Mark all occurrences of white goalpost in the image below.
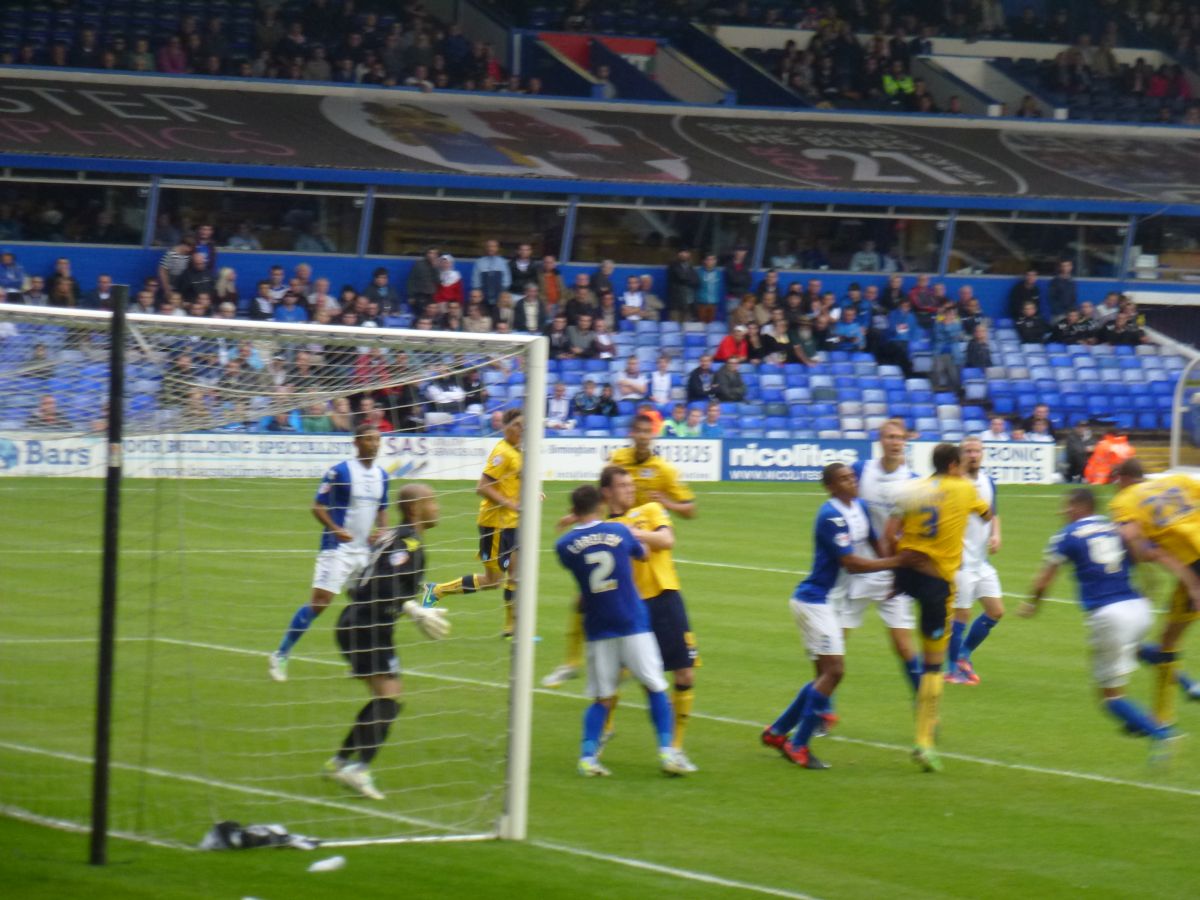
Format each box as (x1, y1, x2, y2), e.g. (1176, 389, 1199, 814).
(0, 304, 546, 853)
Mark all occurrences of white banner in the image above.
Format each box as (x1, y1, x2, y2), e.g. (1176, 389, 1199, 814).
(0, 433, 722, 482)
(906, 440, 1058, 484)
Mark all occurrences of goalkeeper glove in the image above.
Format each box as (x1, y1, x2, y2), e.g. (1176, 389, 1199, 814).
(401, 601, 450, 640)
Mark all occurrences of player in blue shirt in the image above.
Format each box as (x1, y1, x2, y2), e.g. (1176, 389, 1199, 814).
(1021, 489, 1175, 755)
(268, 423, 389, 682)
(555, 484, 689, 777)
(761, 463, 899, 770)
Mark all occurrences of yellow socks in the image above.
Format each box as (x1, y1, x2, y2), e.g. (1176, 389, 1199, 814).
(672, 685, 694, 749)
(915, 671, 944, 749)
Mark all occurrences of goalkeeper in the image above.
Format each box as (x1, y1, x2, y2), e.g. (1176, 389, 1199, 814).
(325, 482, 450, 801)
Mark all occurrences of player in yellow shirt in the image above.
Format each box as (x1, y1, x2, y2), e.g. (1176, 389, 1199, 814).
(599, 463, 699, 771)
(1110, 459, 1200, 726)
(885, 443, 991, 772)
(543, 413, 697, 687)
(425, 408, 523, 636)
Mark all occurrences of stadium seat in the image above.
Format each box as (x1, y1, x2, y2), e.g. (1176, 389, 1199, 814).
(784, 387, 811, 404)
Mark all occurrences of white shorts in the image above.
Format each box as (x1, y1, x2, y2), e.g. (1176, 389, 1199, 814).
(586, 631, 668, 699)
(836, 572, 914, 630)
(954, 563, 1002, 610)
(790, 598, 845, 660)
(312, 547, 370, 595)
(1086, 597, 1153, 689)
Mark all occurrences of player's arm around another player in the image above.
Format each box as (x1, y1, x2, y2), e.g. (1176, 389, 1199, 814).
(326, 484, 450, 800)
(762, 463, 899, 770)
(269, 424, 388, 682)
(1019, 488, 1175, 758)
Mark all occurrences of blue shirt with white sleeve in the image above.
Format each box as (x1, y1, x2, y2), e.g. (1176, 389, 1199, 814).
(1043, 515, 1141, 612)
(793, 498, 869, 604)
(314, 459, 389, 551)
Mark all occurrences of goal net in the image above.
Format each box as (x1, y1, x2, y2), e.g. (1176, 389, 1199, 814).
(1170, 353, 1200, 474)
(0, 305, 545, 850)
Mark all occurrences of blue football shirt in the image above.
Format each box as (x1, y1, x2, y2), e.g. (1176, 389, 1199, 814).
(314, 459, 389, 551)
(555, 520, 647, 640)
(1044, 515, 1141, 612)
(792, 498, 866, 605)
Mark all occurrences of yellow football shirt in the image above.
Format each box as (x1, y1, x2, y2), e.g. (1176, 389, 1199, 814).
(477, 439, 522, 529)
(610, 501, 680, 599)
(608, 447, 696, 509)
(1109, 475, 1200, 565)
(896, 475, 991, 582)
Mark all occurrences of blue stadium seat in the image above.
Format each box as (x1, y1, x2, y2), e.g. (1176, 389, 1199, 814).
(784, 387, 811, 404)
(813, 416, 838, 432)
(583, 415, 610, 430)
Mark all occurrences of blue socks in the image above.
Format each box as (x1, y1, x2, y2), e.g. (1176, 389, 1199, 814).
(948, 619, 966, 666)
(581, 702, 608, 758)
(963, 614, 999, 658)
(791, 687, 831, 750)
(647, 689, 674, 748)
(277, 604, 315, 656)
(771, 682, 812, 736)
(904, 656, 922, 693)
(1105, 697, 1166, 738)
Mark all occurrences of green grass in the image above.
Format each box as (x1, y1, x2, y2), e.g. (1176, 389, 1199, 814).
(2, 478, 1199, 899)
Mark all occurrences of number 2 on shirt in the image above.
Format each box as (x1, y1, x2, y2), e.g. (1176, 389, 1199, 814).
(919, 506, 940, 538)
(584, 550, 617, 593)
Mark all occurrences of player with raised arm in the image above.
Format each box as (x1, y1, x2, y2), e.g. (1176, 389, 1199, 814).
(762, 463, 899, 770)
(1020, 488, 1178, 759)
(543, 413, 697, 688)
(269, 423, 388, 682)
(1109, 460, 1200, 726)
(555, 484, 689, 777)
(848, 417, 922, 693)
(946, 436, 1004, 685)
(425, 408, 523, 636)
(597, 464, 700, 771)
(325, 483, 450, 800)
(885, 443, 991, 772)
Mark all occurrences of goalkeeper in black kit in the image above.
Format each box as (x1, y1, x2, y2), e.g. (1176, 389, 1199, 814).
(325, 482, 450, 801)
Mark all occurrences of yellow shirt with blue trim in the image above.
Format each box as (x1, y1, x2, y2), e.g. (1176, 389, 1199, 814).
(608, 447, 695, 509)
(1109, 474, 1200, 565)
(895, 475, 990, 582)
(477, 439, 522, 529)
(609, 501, 680, 599)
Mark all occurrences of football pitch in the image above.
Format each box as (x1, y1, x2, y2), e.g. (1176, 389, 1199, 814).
(3, 477, 1199, 900)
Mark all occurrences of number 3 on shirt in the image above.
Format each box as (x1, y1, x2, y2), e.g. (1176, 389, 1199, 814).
(919, 506, 940, 538)
(584, 550, 617, 593)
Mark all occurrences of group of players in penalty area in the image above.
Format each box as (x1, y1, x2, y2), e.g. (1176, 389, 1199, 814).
(261, 411, 1200, 799)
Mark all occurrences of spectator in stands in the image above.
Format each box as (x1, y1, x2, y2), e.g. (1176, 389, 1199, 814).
(493, 292, 516, 331)
(509, 243, 537, 296)
(728, 294, 760, 330)
(849, 240, 884, 272)
(567, 313, 596, 357)
(715, 323, 750, 362)
(907, 273, 937, 330)
(434, 254, 464, 307)
(770, 239, 798, 270)
(981, 415, 1011, 442)
(158, 237, 195, 299)
(1015, 301, 1050, 344)
(362, 266, 401, 314)
(595, 384, 618, 418)
(619, 275, 647, 321)
(1008, 270, 1042, 322)
(883, 59, 915, 106)
(226, 221, 261, 251)
(880, 297, 917, 377)
(1027, 419, 1054, 443)
(661, 403, 691, 438)
(724, 247, 753, 308)
(47, 257, 79, 307)
(214, 268, 241, 312)
(248, 280, 274, 320)
(1048, 259, 1077, 320)
(650, 354, 673, 405)
(638, 274, 665, 322)
(701, 402, 724, 438)
(272, 290, 307, 323)
(157, 35, 189, 74)
(572, 379, 602, 418)
(1095, 291, 1122, 325)
(25, 394, 71, 430)
(472, 239, 510, 309)
(22, 276, 48, 307)
(178, 253, 215, 304)
(832, 306, 866, 351)
(666, 249, 700, 324)
(965, 323, 993, 368)
(1064, 420, 1093, 482)
(565, 273, 596, 324)
(1050, 308, 1084, 344)
(129, 289, 156, 315)
(264, 266, 287, 302)
(80, 274, 114, 310)
(300, 401, 335, 434)
(545, 314, 572, 360)
(695, 253, 723, 323)
(538, 255, 566, 309)
(593, 259, 616, 297)
(1084, 422, 1135, 484)
(514, 282, 549, 334)
(327, 397, 353, 433)
(407, 247, 440, 313)
(959, 292, 986, 337)
(745, 321, 780, 365)
(592, 318, 616, 360)
(932, 303, 965, 392)
(193, 224, 218, 270)
(616, 357, 648, 401)
(462, 302, 491, 334)
(715, 356, 747, 403)
(1023, 404, 1056, 439)
(546, 382, 574, 431)
(0, 250, 25, 302)
(1102, 311, 1148, 345)
(687, 354, 718, 403)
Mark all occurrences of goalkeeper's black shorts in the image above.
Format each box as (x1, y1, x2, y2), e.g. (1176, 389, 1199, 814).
(336, 605, 399, 678)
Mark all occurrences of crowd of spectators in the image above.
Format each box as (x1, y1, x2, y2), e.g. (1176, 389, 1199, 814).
(0, 224, 1158, 437)
(0, 0, 543, 96)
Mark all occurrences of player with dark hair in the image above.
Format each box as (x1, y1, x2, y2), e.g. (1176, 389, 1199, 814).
(555, 483, 689, 777)
(1021, 488, 1176, 759)
(425, 408, 524, 636)
(543, 412, 697, 687)
(326, 483, 449, 800)
(885, 443, 991, 772)
(1109, 459, 1200, 725)
(269, 423, 389, 682)
(762, 463, 899, 769)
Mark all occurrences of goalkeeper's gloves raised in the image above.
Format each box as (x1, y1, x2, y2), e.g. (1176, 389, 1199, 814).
(401, 600, 450, 640)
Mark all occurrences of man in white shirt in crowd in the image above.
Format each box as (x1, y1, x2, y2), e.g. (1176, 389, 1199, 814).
(616, 357, 648, 401)
(650, 354, 673, 406)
